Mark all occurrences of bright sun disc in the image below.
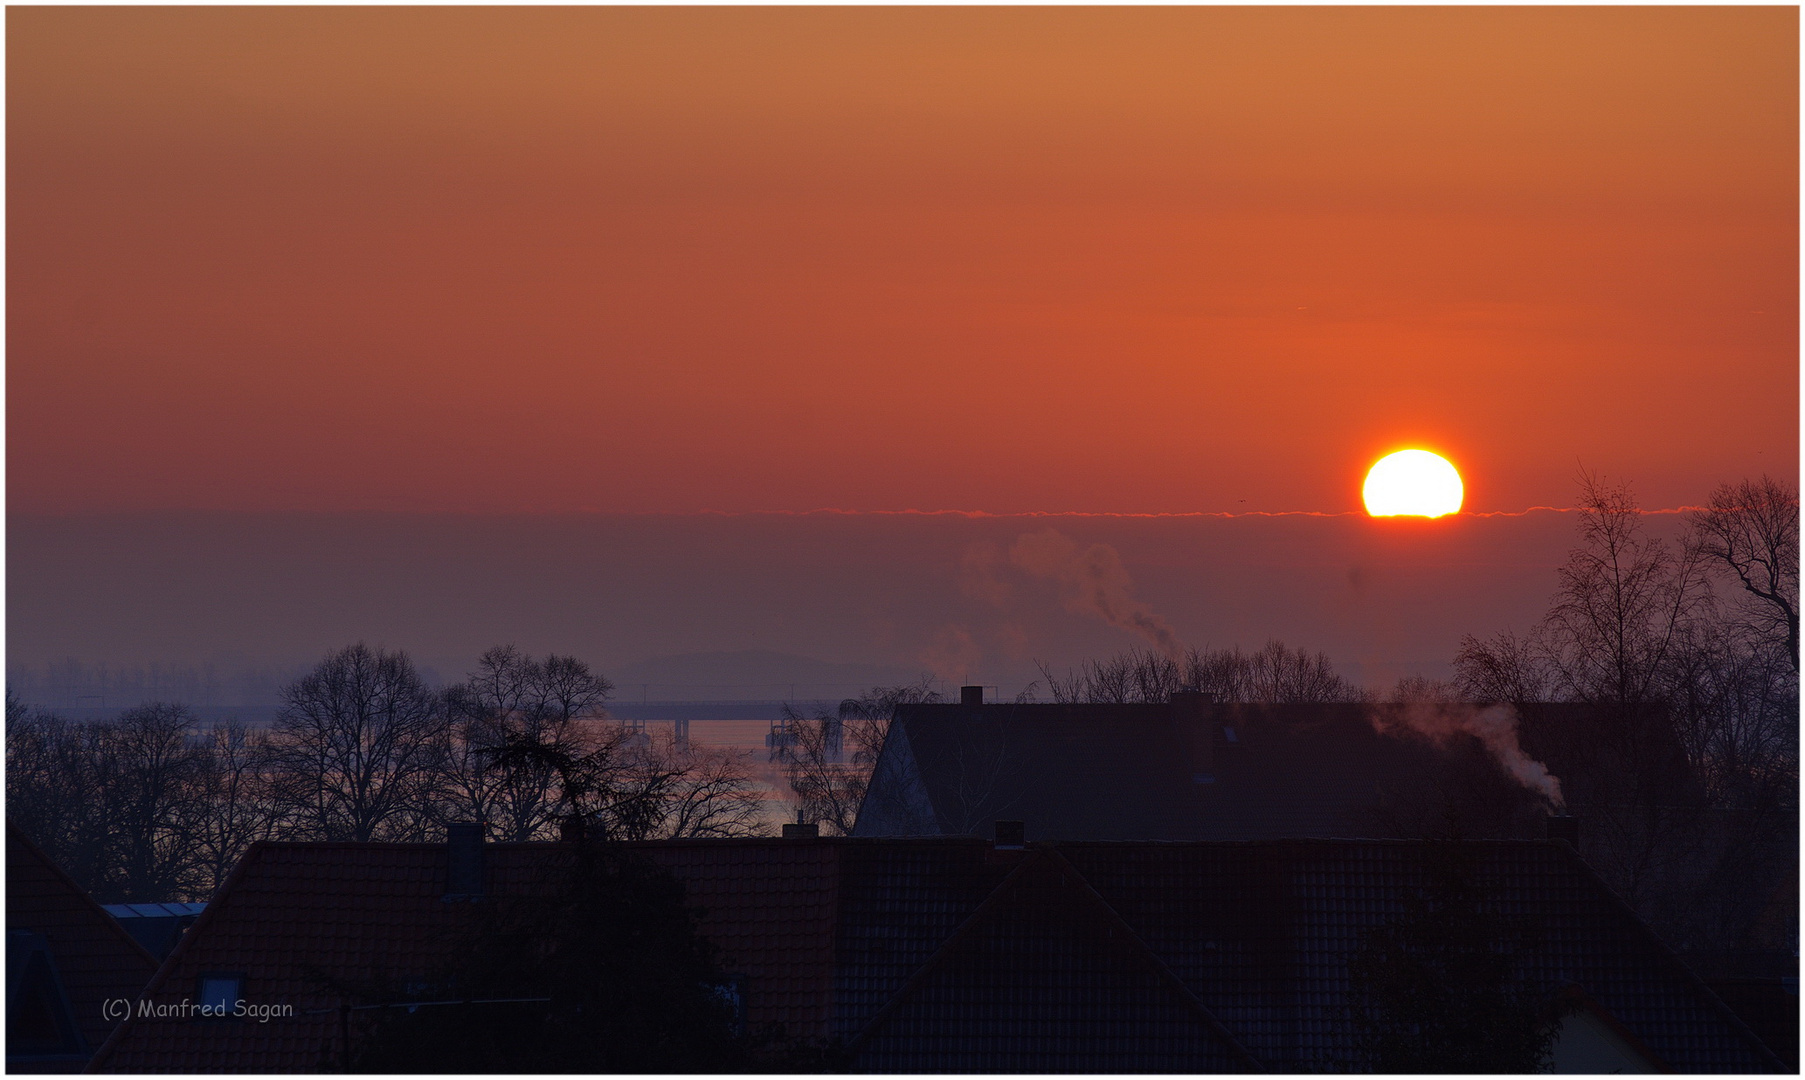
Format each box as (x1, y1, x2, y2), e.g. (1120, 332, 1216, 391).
(1363, 450, 1463, 517)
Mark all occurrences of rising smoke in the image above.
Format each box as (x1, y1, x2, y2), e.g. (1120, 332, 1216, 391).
(1009, 529, 1186, 661)
(1370, 701, 1566, 810)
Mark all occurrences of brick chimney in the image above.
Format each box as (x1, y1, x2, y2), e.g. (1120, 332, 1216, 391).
(559, 814, 588, 844)
(445, 822, 484, 898)
(782, 822, 820, 839)
(961, 685, 984, 706)
(994, 820, 1025, 849)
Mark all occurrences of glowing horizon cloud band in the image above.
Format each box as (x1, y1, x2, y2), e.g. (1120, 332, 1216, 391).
(545, 506, 1707, 518)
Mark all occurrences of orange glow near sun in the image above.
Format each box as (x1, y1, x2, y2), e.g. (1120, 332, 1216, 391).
(1363, 450, 1464, 517)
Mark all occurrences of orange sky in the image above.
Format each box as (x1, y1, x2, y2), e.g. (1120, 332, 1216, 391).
(9, 7, 1797, 515)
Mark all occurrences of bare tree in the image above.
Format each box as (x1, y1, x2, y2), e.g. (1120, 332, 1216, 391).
(1036, 642, 1365, 704)
(480, 715, 763, 842)
(439, 647, 614, 841)
(1032, 661, 1089, 704)
(105, 703, 209, 901)
(1239, 640, 1369, 702)
(190, 720, 284, 897)
(1540, 472, 1714, 708)
(1689, 475, 1799, 672)
(1659, 621, 1797, 808)
(777, 680, 942, 834)
(1452, 630, 1548, 705)
(5, 642, 756, 902)
(6, 697, 213, 901)
(1185, 647, 1252, 703)
(6, 697, 119, 897)
(269, 644, 448, 842)
(1387, 674, 1457, 704)
(1452, 472, 1797, 962)
(631, 732, 764, 839)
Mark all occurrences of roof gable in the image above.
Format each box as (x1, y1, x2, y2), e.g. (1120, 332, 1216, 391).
(849, 849, 1258, 1073)
(5, 825, 158, 1061)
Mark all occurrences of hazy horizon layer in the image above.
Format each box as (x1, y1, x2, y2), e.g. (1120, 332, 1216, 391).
(8, 508, 1681, 708)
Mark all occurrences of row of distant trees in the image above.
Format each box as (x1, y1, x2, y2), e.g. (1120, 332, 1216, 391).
(1034, 639, 1367, 706)
(5, 646, 764, 904)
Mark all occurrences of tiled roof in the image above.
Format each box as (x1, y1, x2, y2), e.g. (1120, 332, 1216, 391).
(89, 836, 1786, 1073)
(1055, 839, 1784, 1073)
(845, 848, 1257, 1073)
(93, 842, 475, 1073)
(6, 825, 160, 1069)
(831, 839, 1783, 1073)
(830, 838, 1016, 1041)
(639, 839, 841, 1038)
(89, 838, 846, 1073)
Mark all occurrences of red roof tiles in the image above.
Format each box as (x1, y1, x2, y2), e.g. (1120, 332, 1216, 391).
(91, 838, 846, 1072)
(89, 835, 1787, 1073)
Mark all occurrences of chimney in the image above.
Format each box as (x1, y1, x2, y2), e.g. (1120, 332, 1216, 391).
(559, 814, 588, 844)
(782, 822, 820, 839)
(1170, 690, 1212, 774)
(1545, 813, 1580, 847)
(445, 822, 484, 898)
(994, 820, 1025, 849)
(961, 685, 984, 707)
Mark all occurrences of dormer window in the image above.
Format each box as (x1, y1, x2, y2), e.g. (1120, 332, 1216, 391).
(196, 974, 242, 1019)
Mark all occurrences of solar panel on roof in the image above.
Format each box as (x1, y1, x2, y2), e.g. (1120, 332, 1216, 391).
(102, 902, 206, 919)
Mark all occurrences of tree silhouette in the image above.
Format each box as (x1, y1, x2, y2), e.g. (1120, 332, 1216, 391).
(1690, 475, 1799, 673)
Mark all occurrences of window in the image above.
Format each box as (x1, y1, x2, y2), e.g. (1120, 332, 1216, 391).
(196, 974, 243, 1020)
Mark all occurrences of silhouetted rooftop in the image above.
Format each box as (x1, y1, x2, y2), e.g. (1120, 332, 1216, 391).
(6, 825, 160, 1072)
(89, 834, 1783, 1072)
(854, 701, 1452, 841)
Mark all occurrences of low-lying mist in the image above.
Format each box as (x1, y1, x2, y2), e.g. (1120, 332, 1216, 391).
(8, 509, 1646, 707)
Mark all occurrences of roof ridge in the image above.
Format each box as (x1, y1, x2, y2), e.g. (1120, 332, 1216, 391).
(1039, 845, 1265, 1072)
(6, 822, 158, 969)
(1047, 836, 1576, 846)
(845, 849, 1042, 1053)
(847, 845, 1265, 1071)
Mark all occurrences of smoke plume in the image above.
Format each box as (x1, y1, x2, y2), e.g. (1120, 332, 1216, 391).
(1371, 701, 1566, 810)
(919, 624, 981, 683)
(1010, 529, 1186, 661)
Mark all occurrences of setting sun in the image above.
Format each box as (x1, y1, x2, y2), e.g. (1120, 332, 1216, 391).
(1363, 450, 1464, 517)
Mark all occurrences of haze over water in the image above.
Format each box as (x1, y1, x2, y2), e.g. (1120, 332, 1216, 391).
(8, 508, 1675, 706)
